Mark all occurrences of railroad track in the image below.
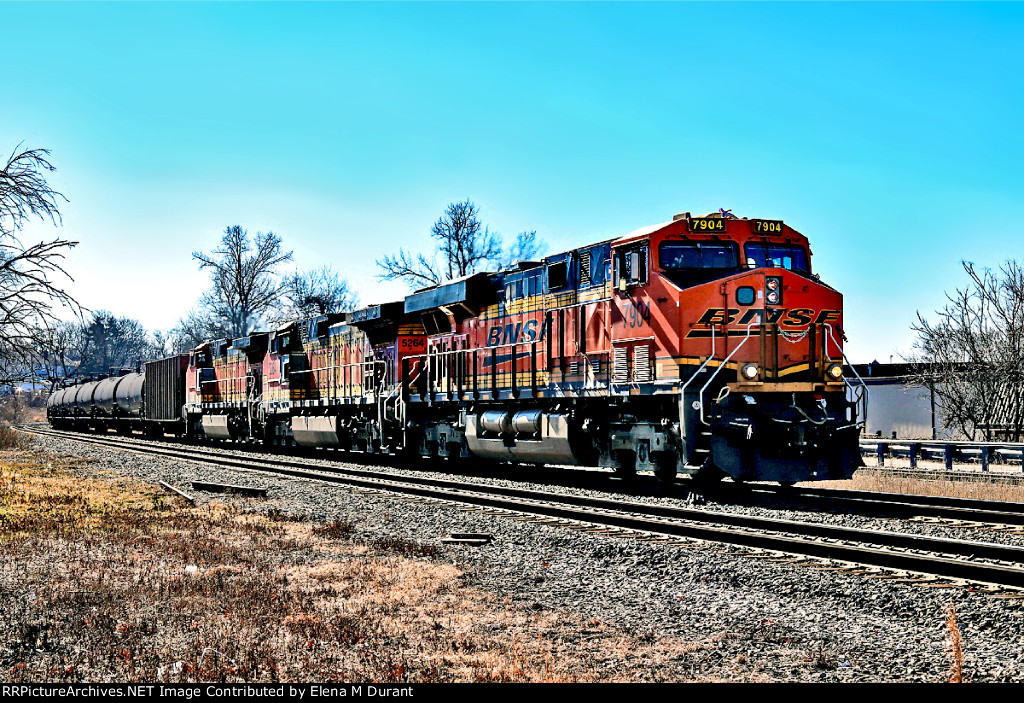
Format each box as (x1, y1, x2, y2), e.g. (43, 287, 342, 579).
(748, 483, 1024, 528)
(28, 425, 1024, 527)
(19, 425, 1024, 590)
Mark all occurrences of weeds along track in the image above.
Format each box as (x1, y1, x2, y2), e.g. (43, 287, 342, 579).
(19, 425, 1024, 590)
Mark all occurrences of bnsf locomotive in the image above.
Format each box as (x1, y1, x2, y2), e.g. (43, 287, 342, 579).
(48, 210, 866, 485)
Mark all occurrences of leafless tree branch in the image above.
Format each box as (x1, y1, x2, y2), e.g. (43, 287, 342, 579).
(0, 144, 78, 387)
(377, 199, 544, 289)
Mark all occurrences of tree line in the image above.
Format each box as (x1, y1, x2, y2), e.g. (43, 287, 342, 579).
(0, 143, 542, 391)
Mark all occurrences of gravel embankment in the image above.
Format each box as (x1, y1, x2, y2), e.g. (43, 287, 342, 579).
(23, 431, 1024, 682)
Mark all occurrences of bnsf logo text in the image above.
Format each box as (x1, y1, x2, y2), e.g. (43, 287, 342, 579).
(487, 319, 546, 346)
(696, 308, 841, 326)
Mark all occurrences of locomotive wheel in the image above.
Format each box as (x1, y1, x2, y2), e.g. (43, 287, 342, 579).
(613, 449, 636, 479)
(653, 451, 678, 483)
(445, 442, 463, 462)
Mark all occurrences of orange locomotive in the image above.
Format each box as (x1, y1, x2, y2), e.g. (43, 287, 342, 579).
(390, 209, 866, 484)
(51, 210, 866, 485)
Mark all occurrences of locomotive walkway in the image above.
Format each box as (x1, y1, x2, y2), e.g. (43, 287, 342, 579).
(20, 425, 1024, 591)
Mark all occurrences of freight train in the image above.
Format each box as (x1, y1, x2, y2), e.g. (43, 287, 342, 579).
(47, 210, 867, 485)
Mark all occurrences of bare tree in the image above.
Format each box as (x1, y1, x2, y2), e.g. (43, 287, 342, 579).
(377, 199, 543, 288)
(0, 144, 78, 387)
(274, 265, 359, 321)
(169, 309, 231, 353)
(495, 229, 542, 270)
(193, 225, 294, 337)
(910, 260, 1024, 440)
(33, 320, 80, 389)
(73, 311, 152, 375)
(149, 329, 175, 359)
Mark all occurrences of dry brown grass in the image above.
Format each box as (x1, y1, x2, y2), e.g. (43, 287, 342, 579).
(807, 472, 1024, 503)
(0, 449, 748, 683)
(945, 599, 966, 683)
(0, 394, 47, 426)
(0, 423, 31, 451)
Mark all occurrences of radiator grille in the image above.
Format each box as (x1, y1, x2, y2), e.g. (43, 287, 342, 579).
(613, 347, 629, 384)
(579, 252, 592, 286)
(633, 345, 652, 383)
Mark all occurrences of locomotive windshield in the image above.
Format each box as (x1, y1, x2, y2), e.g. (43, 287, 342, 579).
(659, 242, 739, 270)
(658, 241, 741, 287)
(745, 243, 810, 273)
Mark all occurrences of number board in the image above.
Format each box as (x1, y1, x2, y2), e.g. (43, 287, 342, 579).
(753, 219, 784, 234)
(688, 217, 726, 233)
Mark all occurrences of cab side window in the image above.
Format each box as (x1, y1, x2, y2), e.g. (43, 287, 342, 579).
(615, 246, 648, 289)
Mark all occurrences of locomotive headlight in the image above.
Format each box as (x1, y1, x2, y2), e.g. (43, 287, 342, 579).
(765, 277, 783, 305)
(740, 363, 759, 381)
(826, 363, 844, 381)
(766, 290, 781, 305)
(766, 278, 779, 291)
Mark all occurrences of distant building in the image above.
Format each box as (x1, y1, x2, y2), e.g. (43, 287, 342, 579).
(848, 362, 952, 440)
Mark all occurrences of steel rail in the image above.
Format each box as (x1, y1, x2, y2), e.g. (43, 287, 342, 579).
(21, 425, 1024, 588)
(27, 424, 1024, 526)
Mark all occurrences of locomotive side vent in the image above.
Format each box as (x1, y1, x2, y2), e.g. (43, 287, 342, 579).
(613, 347, 629, 384)
(580, 252, 592, 286)
(633, 345, 652, 383)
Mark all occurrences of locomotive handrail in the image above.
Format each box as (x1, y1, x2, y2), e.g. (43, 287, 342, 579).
(200, 375, 252, 384)
(824, 323, 868, 429)
(679, 323, 717, 440)
(404, 347, 469, 402)
(290, 358, 388, 397)
(698, 323, 758, 426)
(199, 373, 254, 402)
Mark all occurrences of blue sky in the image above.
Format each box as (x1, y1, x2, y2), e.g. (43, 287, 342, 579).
(3, 2, 1022, 362)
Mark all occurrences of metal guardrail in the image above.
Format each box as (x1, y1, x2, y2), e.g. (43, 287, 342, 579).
(860, 438, 1024, 471)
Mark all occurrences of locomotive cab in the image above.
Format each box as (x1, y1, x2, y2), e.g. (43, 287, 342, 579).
(640, 213, 864, 483)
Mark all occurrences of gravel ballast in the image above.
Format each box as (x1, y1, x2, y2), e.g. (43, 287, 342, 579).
(22, 431, 1024, 682)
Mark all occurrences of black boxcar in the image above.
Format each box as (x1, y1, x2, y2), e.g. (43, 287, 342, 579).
(144, 354, 189, 425)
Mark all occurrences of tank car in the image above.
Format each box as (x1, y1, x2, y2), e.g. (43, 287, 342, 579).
(46, 356, 188, 436)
